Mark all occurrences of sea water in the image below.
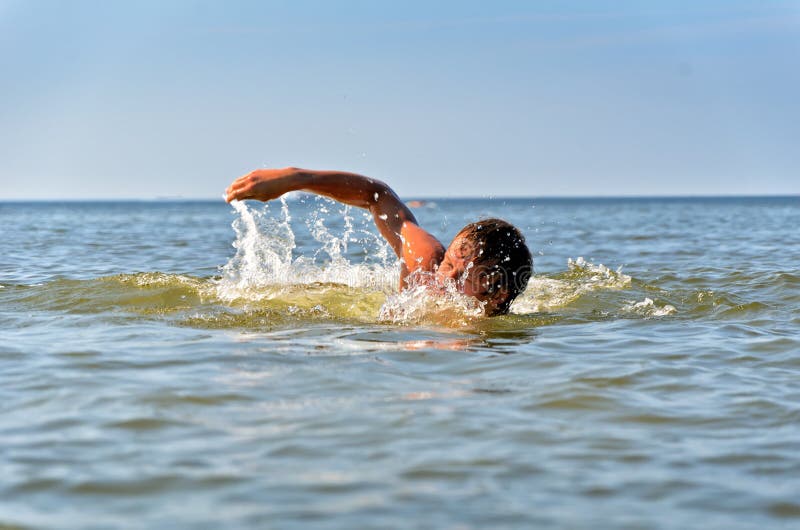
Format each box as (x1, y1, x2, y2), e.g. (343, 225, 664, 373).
(1, 196, 799, 529)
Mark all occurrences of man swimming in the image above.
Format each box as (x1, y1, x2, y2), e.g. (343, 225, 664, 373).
(225, 168, 532, 316)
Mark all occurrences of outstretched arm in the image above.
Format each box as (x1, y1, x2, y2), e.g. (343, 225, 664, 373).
(225, 168, 444, 284)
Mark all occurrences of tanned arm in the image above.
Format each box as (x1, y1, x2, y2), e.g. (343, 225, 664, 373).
(225, 167, 445, 286)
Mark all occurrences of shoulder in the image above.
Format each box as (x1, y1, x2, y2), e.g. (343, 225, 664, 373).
(400, 221, 445, 273)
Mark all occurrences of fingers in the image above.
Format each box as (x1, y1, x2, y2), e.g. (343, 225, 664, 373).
(225, 184, 240, 202)
(226, 191, 250, 203)
(225, 181, 242, 198)
(226, 186, 253, 203)
(225, 185, 246, 203)
(225, 168, 282, 203)
(225, 172, 255, 202)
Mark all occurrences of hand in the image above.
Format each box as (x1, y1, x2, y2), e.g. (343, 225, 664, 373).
(225, 168, 302, 203)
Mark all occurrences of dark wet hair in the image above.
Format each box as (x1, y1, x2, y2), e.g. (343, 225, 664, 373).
(456, 218, 533, 315)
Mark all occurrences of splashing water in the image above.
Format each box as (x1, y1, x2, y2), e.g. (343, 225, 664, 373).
(214, 199, 494, 325)
(379, 270, 486, 326)
(510, 256, 632, 314)
(623, 297, 677, 317)
(215, 199, 397, 303)
(211, 200, 661, 325)
(217, 198, 297, 295)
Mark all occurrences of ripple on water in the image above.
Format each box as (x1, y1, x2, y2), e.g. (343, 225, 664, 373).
(2, 199, 800, 529)
(768, 501, 800, 518)
(533, 393, 620, 411)
(67, 476, 183, 496)
(747, 336, 800, 355)
(139, 391, 252, 407)
(106, 417, 190, 431)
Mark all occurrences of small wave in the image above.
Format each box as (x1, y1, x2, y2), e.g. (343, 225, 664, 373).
(3, 273, 208, 314)
(511, 257, 631, 314)
(622, 298, 677, 317)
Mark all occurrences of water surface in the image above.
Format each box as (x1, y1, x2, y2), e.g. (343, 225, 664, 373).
(1, 197, 799, 529)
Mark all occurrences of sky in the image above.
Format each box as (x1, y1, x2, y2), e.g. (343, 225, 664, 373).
(1, 0, 798, 199)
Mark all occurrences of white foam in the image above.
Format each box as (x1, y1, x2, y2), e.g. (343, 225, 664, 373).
(215, 199, 398, 302)
(510, 257, 632, 314)
(378, 271, 485, 326)
(623, 297, 677, 317)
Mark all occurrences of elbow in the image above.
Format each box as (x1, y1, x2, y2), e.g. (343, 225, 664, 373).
(370, 180, 397, 203)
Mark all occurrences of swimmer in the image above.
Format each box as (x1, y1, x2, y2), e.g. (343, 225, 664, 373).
(225, 168, 532, 315)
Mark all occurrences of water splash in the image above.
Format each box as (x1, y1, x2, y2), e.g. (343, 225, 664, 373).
(379, 271, 485, 326)
(215, 199, 397, 303)
(215, 200, 488, 325)
(210, 202, 658, 325)
(622, 298, 677, 317)
(217, 198, 295, 293)
(511, 257, 632, 314)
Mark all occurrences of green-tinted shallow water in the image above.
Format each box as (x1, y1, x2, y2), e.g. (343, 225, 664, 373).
(1, 197, 799, 529)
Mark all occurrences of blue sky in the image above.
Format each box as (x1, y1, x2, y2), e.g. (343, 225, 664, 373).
(1, 0, 798, 199)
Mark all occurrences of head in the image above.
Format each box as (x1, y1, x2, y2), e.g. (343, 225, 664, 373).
(436, 218, 533, 316)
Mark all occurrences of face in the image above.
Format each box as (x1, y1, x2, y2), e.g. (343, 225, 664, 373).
(436, 236, 508, 314)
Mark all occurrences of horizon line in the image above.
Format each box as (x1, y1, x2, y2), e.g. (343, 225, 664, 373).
(1, 193, 798, 202)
